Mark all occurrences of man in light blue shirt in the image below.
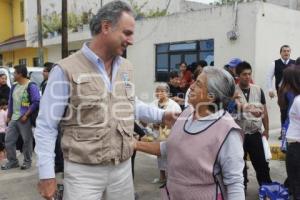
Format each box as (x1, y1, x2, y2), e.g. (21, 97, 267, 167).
(36, 2, 178, 200)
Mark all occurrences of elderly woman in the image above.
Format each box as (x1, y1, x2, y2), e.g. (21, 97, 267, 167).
(134, 67, 245, 200)
(149, 82, 181, 183)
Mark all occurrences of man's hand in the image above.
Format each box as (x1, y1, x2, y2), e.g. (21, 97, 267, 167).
(250, 107, 263, 118)
(269, 91, 276, 99)
(233, 91, 241, 100)
(162, 111, 180, 128)
(262, 130, 269, 140)
(20, 115, 28, 123)
(38, 178, 57, 200)
(244, 104, 263, 118)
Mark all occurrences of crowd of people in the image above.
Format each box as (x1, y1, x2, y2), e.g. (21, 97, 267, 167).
(0, 1, 300, 200)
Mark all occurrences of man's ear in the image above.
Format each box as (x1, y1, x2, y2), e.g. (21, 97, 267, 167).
(101, 20, 112, 34)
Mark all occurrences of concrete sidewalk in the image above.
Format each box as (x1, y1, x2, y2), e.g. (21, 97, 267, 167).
(0, 151, 287, 200)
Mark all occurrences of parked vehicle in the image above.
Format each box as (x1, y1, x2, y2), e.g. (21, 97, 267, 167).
(0, 66, 44, 89)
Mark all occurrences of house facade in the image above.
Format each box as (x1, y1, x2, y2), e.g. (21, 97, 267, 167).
(0, 0, 47, 67)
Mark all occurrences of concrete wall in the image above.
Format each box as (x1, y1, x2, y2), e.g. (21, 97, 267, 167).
(266, 0, 300, 9)
(127, 2, 257, 102)
(254, 2, 300, 129)
(47, 40, 85, 63)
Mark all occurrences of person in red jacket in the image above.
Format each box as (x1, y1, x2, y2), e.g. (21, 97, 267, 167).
(178, 62, 192, 91)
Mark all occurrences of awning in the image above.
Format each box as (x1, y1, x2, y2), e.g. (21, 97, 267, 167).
(0, 35, 26, 52)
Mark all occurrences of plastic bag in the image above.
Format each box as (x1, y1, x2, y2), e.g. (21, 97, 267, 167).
(262, 136, 272, 161)
(281, 127, 288, 153)
(259, 182, 289, 200)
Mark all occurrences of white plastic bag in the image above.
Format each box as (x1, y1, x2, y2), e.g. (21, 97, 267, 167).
(262, 136, 272, 161)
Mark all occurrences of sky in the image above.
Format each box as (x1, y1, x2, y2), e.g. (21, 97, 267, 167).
(186, 0, 216, 4)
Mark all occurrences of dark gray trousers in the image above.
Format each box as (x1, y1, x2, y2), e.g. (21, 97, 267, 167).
(287, 142, 300, 200)
(5, 120, 33, 164)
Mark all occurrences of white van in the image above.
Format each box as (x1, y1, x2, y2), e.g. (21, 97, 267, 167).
(0, 66, 44, 89)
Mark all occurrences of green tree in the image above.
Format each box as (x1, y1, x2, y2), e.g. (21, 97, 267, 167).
(128, 0, 168, 19)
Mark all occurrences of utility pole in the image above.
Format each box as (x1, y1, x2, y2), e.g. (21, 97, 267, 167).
(37, 0, 44, 67)
(62, 0, 68, 58)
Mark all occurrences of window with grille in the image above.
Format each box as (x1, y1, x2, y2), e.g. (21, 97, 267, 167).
(19, 58, 27, 65)
(155, 39, 214, 82)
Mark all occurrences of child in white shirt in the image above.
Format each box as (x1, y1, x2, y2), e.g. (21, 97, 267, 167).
(0, 99, 8, 160)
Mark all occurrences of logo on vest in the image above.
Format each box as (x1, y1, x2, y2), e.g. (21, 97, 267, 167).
(122, 73, 131, 88)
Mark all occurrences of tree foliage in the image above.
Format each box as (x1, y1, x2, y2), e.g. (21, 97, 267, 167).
(128, 0, 168, 19)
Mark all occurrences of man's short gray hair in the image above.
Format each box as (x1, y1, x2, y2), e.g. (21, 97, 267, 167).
(203, 67, 235, 110)
(90, 1, 134, 36)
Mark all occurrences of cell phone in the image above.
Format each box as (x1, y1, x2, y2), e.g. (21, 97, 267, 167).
(53, 184, 64, 200)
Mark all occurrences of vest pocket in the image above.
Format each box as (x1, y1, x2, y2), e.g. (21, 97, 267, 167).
(73, 100, 108, 127)
(67, 127, 106, 164)
(73, 127, 104, 141)
(117, 123, 134, 161)
(71, 74, 99, 96)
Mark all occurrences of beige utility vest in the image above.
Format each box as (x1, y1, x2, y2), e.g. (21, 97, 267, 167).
(57, 50, 135, 165)
(164, 107, 242, 200)
(235, 84, 263, 134)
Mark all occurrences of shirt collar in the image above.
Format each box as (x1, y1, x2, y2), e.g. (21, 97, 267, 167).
(188, 109, 225, 122)
(81, 42, 122, 67)
(197, 109, 225, 121)
(281, 58, 290, 64)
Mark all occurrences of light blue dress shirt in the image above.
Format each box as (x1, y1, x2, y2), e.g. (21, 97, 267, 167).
(35, 43, 164, 179)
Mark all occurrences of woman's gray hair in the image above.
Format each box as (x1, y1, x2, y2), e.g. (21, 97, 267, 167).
(203, 67, 235, 111)
(90, 1, 134, 36)
(155, 82, 170, 94)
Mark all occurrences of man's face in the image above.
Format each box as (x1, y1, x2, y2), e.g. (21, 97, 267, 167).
(13, 71, 22, 82)
(170, 77, 180, 87)
(0, 75, 7, 85)
(239, 69, 252, 87)
(43, 68, 49, 80)
(280, 47, 291, 61)
(106, 12, 135, 56)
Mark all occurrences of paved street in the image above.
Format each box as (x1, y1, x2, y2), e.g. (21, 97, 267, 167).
(0, 149, 287, 200)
